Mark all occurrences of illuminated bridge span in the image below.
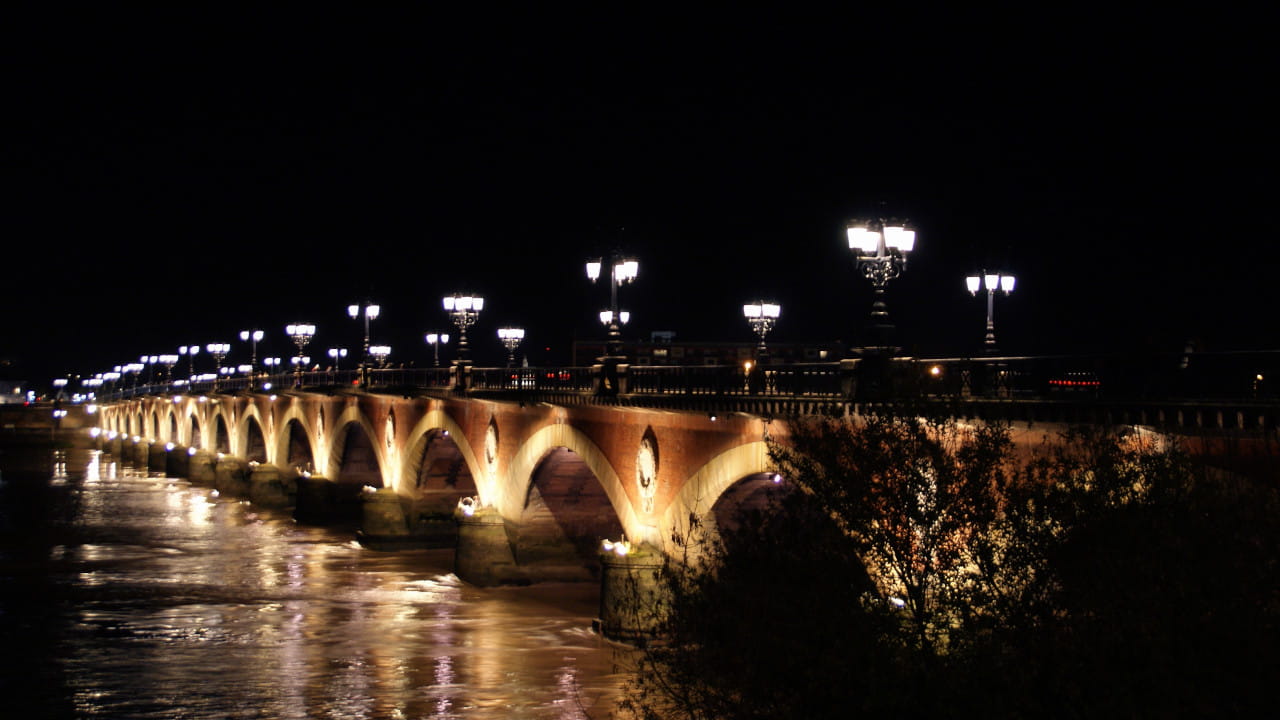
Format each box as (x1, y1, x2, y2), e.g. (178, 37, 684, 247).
(92, 352, 1280, 639)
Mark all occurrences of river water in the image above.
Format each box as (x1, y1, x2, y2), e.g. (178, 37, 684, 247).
(0, 447, 635, 719)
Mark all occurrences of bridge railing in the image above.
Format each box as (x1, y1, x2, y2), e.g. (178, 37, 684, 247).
(92, 350, 1280, 406)
(469, 366, 595, 393)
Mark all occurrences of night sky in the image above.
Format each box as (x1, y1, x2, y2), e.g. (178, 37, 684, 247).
(4, 8, 1276, 389)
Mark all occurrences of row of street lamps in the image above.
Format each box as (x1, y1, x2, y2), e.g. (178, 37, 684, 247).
(74, 219, 1016, 394)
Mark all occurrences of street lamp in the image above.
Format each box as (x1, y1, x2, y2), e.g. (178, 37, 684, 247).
(497, 327, 525, 367)
(205, 343, 230, 370)
(286, 323, 315, 385)
(586, 254, 638, 358)
(206, 344, 230, 388)
(424, 332, 450, 367)
(239, 329, 264, 372)
(743, 301, 781, 361)
(327, 347, 348, 370)
(158, 354, 179, 383)
(179, 345, 200, 379)
(442, 294, 483, 365)
(369, 345, 391, 367)
(347, 302, 380, 371)
(966, 271, 1016, 354)
(847, 218, 916, 350)
(263, 357, 282, 377)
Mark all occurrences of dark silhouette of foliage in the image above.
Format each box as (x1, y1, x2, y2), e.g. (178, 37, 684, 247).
(620, 414, 1280, 719)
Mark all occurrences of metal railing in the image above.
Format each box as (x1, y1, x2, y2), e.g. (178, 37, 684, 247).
(93, 350, 1280, 408)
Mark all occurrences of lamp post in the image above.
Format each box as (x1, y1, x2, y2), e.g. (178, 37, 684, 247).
(442, 294, 483, 365)
(497, 327, 525, 368)
(847, 218, 916, 351)
(263, 357, 282, 378)
(369, 345, 391, 368)
(286, 323, 315, 385)
(205, 343, 230, 389)
(179, 345, 200, 380)
(327, 347, 348, 371)
(141, 355, 158, 385)
(158, 354, 179, 383)
(239, 330, 264, 373)
(966, 271, 1016, 354)
(742, 301, 781, 361)
(586, 254, 638, 358)
(347, 302, 380, 371)
(424, 332, 450, 367)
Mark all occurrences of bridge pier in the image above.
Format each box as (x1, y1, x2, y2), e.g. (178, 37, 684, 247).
(248, 463, 294, 509)
(105, 434, 124, 459)
(146, 443, 167, 474)
(597, 545, 665, 642)
(165, 444, 190, 478)
(214, 455, 250, 498)
(357, 486, 418, 550)
(188, 449, 217, 485)
(454, 506, 523, 586)
(130, 438, 149, 468)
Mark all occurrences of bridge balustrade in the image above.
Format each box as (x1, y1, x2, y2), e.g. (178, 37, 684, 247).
(90, 350, 1280, 427)
(469, 367, 594, 393)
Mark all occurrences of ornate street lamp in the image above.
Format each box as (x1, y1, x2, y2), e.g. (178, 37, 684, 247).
(347, 302, 380, 372)
(205, 344, 230, 389)
(179, 345, 200, 380)
(586, 254, 638, 358)
(286, 323, 315, 385)
(327, 347, 348, 370)
(369, 345, 391, 368)
(239, 329, 264, 372)
(966, 271, 1016, 354)
(158, 354, 179, 383)
(442, 294, 483, 365)
(742, 301, 781, 361)
(497, 327, 525, 368)
(424, 332, 450, 367)
(847, 218, 916, 350)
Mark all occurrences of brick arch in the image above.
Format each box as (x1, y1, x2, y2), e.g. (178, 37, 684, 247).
(272, 403, 317, 472)
(232, 403, 266, 460)
(659, 440, 771, 555)
(166, 407, 178, 444)
(503, 423, 641, 545)
(208, 403, 237, 451)
(399, 408, 481, 497)
(328, 405, 389, 488)
(187, 412, 203, 449)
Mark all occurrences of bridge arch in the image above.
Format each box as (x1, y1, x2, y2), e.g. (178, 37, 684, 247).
(213, 414, 231, 454)
(272, 403, 317, 474)
(328, 406, 388, 489)
(188, 413, 203, 449)
(504, 423, 640, 545)
(660, 440, 772, 556)
(399, 409, 483, 499)
(242, 414, 268, 464)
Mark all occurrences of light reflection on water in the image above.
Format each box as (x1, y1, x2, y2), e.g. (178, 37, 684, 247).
(0, 448, 635, 719)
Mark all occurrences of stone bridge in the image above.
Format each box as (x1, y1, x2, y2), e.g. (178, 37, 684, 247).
(89, 354, 1280, 638)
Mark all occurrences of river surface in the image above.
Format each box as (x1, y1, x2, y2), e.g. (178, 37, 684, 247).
(0, 446, 635, 719)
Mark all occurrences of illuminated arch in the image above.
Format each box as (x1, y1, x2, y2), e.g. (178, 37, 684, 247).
(659, 440, 771, 555)
(398, 408, 481, 497)
(272, 402, 317, 472)
(329, 404, 389, 488)
(504, 423, 640, 544)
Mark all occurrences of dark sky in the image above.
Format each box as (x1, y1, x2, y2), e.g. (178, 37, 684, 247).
(4, 7, 1277, 388)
